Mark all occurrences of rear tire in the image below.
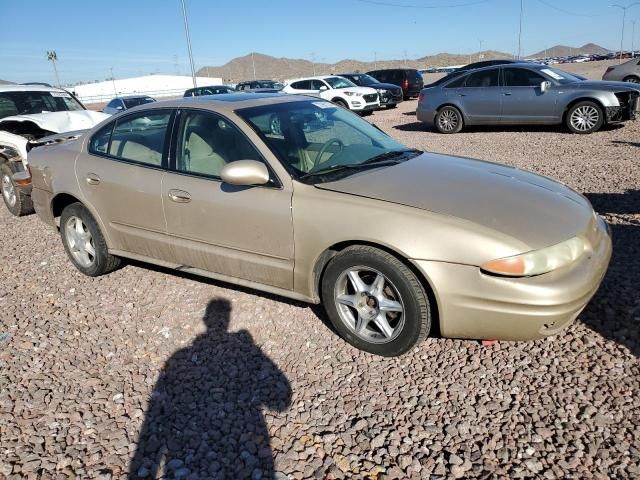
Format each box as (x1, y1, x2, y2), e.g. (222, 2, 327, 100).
(1, 163, 34, 217)
(321, 246, 432, 357)
(435, 106, 464, 134)
(60, 202, 121, 277)
(566, 101, 604, 134)
(622, 75, 640, 83)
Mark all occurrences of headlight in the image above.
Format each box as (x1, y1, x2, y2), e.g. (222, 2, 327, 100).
(481, 236, 587, 277)
(343, 91, 362, 97)
(377, 89, 388, 94)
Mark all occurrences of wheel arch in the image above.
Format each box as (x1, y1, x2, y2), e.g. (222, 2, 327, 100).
(622, 75, 640, 82)
(562, 97, 606, 123)
(51, 192, 83, 219)
(311, 240, 441, 337)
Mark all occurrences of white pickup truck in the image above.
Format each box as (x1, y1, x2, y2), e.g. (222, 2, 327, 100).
(0, 85, 109, 216)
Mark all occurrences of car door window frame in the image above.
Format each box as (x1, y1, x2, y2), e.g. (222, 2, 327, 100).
(167, 107, 282, 189)
(502, 67, 547, 88)
(87, 108, 175, 170)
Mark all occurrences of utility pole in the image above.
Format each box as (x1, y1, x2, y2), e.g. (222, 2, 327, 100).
(478, 39, 483, 60)
(517, 0, 524, 59)
(251, 52, 256, 80)
(180, 0, 197, 88)
(47, 51, 61, 87)
(611, 3, 640, 63)
(374, 51, 377, 70)
(403, 49, 408, 67)
(110, 67, 117, 95)
(311, 52, 316, 75)
(632, 19, 637, 54)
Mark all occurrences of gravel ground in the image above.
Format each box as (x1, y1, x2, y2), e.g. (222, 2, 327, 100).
(1, 100, 639, 480)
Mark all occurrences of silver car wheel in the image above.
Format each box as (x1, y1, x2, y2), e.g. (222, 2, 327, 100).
(1, 173, 16, 207)
(438, 109, 459, 132)
(624, 77, 640, 83)
(570, 105, 599, 131)
(334, 267, 405, 344)
(65, 216, 96, 268)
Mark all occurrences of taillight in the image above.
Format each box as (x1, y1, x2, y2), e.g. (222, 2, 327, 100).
(418, 93, 425, 103)
(403, 79, 409, 89)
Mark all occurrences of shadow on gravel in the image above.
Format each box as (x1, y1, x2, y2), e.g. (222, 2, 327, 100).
(393, 122, 428, 132)
(580, 190, 640, 357)
(129, 299, 292, 479)
(611, 140, 640, 148)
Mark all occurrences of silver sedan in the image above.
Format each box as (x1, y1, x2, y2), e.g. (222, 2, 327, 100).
(417, 63, 640, 134)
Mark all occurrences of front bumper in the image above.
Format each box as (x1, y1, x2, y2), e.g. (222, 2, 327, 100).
(412, 216, 612, 340)
(349, 100, 380, 112)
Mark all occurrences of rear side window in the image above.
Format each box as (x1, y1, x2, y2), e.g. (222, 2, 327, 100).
(290, 80, 311, 90)
(464, 69, 500, 87)
(444, 75, 467, 88)
(89, 110, 172, 167)
(503, 68, 545, 87)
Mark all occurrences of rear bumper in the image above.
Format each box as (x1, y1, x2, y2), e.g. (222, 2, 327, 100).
(412, 218, 612, 340)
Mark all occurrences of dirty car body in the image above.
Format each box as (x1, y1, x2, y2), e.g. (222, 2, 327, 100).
(0, 85, 109, 216)
(27, 94, 612, 356)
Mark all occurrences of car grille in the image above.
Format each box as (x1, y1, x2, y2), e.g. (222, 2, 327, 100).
(363, 93, 378, 103)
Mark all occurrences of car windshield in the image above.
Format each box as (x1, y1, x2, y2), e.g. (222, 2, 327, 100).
(256, 81, 284, 90)
(539, 67, 583, 84)
(347, 74, 380, 86)
(324, 77, 357, 89)
(238, 100, 418, 183)
(123, 97, 155, 108)
(0, 90, 84, 120)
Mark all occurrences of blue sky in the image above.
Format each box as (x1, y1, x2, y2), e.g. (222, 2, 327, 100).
(0, 0, 636, 84)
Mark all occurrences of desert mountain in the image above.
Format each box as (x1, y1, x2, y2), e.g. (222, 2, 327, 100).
(197, 51, 512, 83)
(528, 43, 609, 58)
(0, 79, 14, 85)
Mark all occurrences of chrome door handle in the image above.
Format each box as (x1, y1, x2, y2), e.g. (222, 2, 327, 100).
(168, 189, 191, 203)
(86, 174, 101, 185)
(503, 92, 512, 96)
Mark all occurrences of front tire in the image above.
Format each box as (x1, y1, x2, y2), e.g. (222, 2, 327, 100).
(435, 106, 464, 134)
(332, 99, 349, 110)
(1, 163, 34, 217)
(566, 101, 604, 134)
(60, 202, 121, 276)
(321, 246, 432, 357)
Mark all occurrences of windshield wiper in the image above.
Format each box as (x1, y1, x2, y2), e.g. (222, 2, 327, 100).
(299, 149, 422, 180)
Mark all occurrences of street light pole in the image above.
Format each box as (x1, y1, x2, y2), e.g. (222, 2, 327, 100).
(251, 52, 256, 80)
(110, 67, 117, 95)
(632, 19, 637, 54)
(478, 39, 483, 61)
(180, 0, 197, 88)
(611, 3, 640, 63)
(517, 0, 524, 59)
(47, 51, 61, 87)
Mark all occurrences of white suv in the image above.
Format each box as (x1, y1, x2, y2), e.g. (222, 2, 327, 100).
(282, 76, 379, 115)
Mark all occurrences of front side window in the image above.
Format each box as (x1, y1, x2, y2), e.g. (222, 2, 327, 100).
(175, 110, 262, 178)
(310, 80, 327, 90)
(105, 110, 172, 166)
(0, 91, 84, 120)
(238, 100, 417, 181)
(90, 124, 114, 154)
(503, 68, 545, 87)
(464, 69, 500, 87)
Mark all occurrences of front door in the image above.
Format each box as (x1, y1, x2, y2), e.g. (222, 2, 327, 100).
(500, 67, 558, 123)
(457, 68, 502, 124)
(162, 109, 295, 289)
(77, 109, 174, 259)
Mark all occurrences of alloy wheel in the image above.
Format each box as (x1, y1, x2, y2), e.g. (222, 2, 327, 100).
(334, 267, 405, 344)
(1, 174, 16, 207)
(65, 216, 96, 268)
(570, 105, 599, 132)
(438, 109, 459, 132)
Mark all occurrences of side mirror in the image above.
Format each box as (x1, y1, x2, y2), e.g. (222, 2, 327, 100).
(319, 85, 328, 91)
(220, 160, 270, 186)
(540, 81, 551, 93)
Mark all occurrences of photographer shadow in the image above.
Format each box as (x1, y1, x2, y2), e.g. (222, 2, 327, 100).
(129, 299, 292, 479)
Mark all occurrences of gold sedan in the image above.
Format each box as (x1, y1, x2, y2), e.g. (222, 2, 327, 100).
(25, 94, 611, 356)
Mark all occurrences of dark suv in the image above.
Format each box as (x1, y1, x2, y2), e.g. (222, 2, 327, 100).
(235, 80, 284, 93)
(366, 69, 424, 99)
(338, 73, 403, 108)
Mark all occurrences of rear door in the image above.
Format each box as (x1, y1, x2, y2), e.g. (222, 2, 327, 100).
(78, 109, 174, 259)
(161, 108, 295, 289)
(501, 67, 558, 123)
(457, 68, 502, 123)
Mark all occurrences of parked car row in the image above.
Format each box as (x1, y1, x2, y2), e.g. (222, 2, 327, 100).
(7, 92, 611, 357)
(417, 61, 640, 134)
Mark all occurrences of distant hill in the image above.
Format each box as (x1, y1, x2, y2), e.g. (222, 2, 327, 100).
(528, 43, 609, 58)
(0, 79, 14, 85)
(197, 50, 512, 83)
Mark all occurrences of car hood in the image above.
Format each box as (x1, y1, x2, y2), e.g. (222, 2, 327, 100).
(574, 80, 640, 92)
(0, 110, 110, 134)
(315, 152, 594, 250)
(369, 83, 402, 92)
(341, 86, 378, 95)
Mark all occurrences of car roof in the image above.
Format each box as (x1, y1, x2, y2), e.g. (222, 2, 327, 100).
(0, 84, 69, 93)
(124, 93, 317, 114)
